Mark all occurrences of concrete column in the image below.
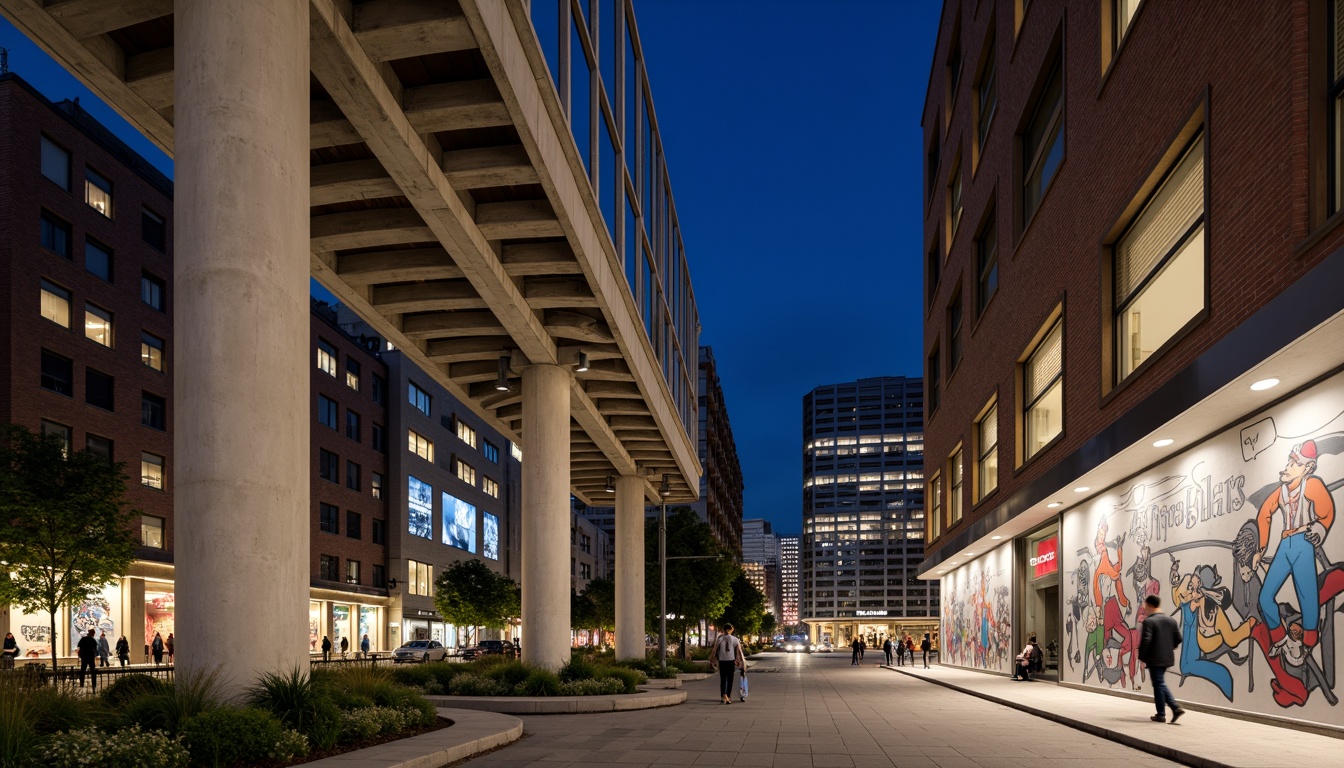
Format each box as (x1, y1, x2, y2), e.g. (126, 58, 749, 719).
(520, 364, 571, 669)
(173, 0, 310, 691)
(614, 475, 645, 659)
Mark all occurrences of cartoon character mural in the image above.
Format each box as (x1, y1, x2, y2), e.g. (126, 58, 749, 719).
(939, 542, 1012, 672)
(1061, 370, 1344, 726)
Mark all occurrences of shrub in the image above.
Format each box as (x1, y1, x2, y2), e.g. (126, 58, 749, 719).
(446, 674, 503, 696)
(0, 676, 35, 767)
(25, 684, 101, 736)
(101, 673, 169, 709)
(558, 678, 624, 696)
(388, 664, 437, 689)
(339, 706, 422, 743)
(512, 669, 562, 696)
(270, 728, 309, 763)
(246, 668, 325, 735)
(595, 666, 645, 694)
(121, 669, 224, 736)
(33, 724, 188, 768)
(479, 660, 531, 690)
(557, 657, 598, 683)
(179, 707, 286, 768)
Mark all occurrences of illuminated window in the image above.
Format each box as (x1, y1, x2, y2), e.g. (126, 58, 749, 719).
(948, 157, 963, 237)
(346, 359, 360, 391)
(456, 420, 477, 449)
(40, 280, 70, 328)
(975, 403, 999, 501)
(1024, 320, 1063, 458)
(85, 304, 113, 348)
(1111, 0, 1141, 54)
(317, 340, 337, 377)
(345, 559, 360, 585)
(141, 333, 165, 372)
(408, 560, 433, 596)
(371, 472, 384, 499)
(456, 459, 476, 486)
(141, 452, 165, 490)
(483, 477, 499, 498)
(85, 168, 113, 218)
(141, 516, 164, 549)
(408, 429, 434, 462)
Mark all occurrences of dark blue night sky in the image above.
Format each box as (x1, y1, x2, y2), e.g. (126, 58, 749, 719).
(0, 1, 941, 537)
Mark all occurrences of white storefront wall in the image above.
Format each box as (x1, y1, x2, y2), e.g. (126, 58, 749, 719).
(939, 542, 1014, 672)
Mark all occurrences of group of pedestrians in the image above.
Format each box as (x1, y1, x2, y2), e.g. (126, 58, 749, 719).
(880, 635, 920, 666)
(319, 633, 373, 661)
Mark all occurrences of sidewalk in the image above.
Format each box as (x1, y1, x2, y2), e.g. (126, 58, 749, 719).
(887, 663, 1344, 768)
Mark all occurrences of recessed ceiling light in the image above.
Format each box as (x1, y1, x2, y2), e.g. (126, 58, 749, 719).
(1152, 438, 1174, 448)
(1073, 486, 1090, 493)
(991, 535, 1003, 540)
(965, 552, 975, 556)
(1047, 502, 1063, 508)
(1250, 378, 1280, 391)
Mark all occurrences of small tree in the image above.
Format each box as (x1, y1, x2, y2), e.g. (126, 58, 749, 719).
(0, 425, 138, 669)
(434, 559, 520, 644)
(570, 577, 615, 645)
(720, 570, 767, 638)
(760, 613, 777, 639)
(645, 507, 736, 657)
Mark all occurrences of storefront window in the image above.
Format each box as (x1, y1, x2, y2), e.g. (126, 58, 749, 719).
(309, 601, 322, 653)
(359, 606, 378, 651)
(333, 605, 352, 652)
(145, 591, 175, 650)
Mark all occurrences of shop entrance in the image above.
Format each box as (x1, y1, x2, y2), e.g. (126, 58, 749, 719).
(1021, 524, 1060, 679)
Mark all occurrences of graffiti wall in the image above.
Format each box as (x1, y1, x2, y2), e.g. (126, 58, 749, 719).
(1061, 369, 1344, 726)
(940, 542, 1013, 672)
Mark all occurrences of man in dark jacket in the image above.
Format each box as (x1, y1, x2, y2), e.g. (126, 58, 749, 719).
(76, 629, 99, 688)
(1138, 594, 1184, 723)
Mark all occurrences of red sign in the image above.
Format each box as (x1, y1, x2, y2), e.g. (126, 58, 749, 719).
(1030, 536, 1058, 579)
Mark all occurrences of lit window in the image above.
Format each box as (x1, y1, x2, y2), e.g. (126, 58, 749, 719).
(408, 429, 434, 462)
(85, 239, 112, 282)
(949, 449, 964, 526)
(456, 459, 476, 486)
(141, 453, 165, 490)
(40, 280, 70, 328)
(85, 168, 113, 218)
(1112, 0, 1141, 54)
(409, 382, 431, 415)
(40, 136, 70, 189)
(408, 560, 433, 596)
(317, 340, 337, 377)
(483, 477, 499, 498)
(510, 443, 523, 462)
(371, 472, 384, 499)
(1024, 320, 1063, 458)
(346, 559, 360, 585)
(976, 403, 998, 500)
(141, 516, 164, 549)
(346, 359, 361, 391)
(1115, 135, 1205, 380)
(141, 273, 165, 311)
(141, 333, 165, 372)
(1022, 58, 1064, 226)
(456, 420, 477, 449)
(85, 304, 113, 348)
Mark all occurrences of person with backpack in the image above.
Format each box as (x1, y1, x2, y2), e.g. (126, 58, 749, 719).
(115, 635, 130, 667)
(920, 633, 932, 668)
(711, 624, 745, 705)
(151, 632, 165, 665)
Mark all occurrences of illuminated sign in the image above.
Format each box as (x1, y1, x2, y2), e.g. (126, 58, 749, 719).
(855, 610, 889, 616)
(1031, 535, 1059, 578)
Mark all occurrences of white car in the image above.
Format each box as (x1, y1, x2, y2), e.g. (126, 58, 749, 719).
(393, 640, 448, 663)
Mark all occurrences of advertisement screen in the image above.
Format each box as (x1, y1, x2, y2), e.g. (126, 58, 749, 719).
(443, 492, 476, 553)
(408, 476, 433, 539)
(483, 512, 500, 560)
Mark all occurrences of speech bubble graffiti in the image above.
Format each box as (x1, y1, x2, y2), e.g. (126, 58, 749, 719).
(1241, 417, 1277, 461)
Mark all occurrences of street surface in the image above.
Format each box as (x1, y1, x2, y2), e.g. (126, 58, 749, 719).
(460, 651, 1179, 768)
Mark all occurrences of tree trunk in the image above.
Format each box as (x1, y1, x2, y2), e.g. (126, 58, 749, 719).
(49, 610, 58, 671)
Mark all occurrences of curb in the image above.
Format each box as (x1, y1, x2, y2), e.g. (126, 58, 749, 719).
(676, 672, 710, 681)
(885, 666, 1228, 768)
(426, 687, 687, 714)
(303, 708, 522, 767)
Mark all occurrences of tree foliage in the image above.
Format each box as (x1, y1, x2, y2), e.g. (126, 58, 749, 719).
(433, 559, 520, 632)
(644, 507, 735, 656)
(571, 577, 615, 633)
(0, 425, 138, 669)
(760, 612, 777, 638)
(719, 571, 767, 637)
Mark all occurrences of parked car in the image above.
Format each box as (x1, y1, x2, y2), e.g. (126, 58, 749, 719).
(462, 639, 516, 660)
(392, 640, 448, 663)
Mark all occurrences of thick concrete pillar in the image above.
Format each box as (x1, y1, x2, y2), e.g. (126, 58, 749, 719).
(614, 475, 645, 659)
(520, 364, 571, 669)
(174, 0, 310, 691)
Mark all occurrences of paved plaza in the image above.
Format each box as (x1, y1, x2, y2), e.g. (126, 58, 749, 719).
(458, 652, 1180, 768)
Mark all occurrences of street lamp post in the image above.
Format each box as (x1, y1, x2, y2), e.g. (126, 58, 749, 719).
(659, 475, 668, 671)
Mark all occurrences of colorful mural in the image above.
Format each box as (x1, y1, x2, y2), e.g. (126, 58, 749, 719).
(1061, 370, 1344, 726)
(940, 542, 1013, 672)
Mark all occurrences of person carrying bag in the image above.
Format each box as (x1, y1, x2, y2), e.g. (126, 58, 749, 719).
(710, 623, 746, 705)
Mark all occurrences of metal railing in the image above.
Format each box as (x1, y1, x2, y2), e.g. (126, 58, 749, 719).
(2, 661, 175, 692)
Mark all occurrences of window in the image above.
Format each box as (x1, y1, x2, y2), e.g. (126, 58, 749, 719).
(372, 424, 386, 453)
(41, 420, 71, 454)
(41, 136, 70, 189)
(346, 359, 360, 391)
(319, 555, 339, 581)
(929, 474, 944, 540)
(85, 239, 112, 282)
(948, 31, 963, 100)
(345, 409, 361, 441)
(948, 158, 964, 237)
(84, 304, 113, 347)
(926, 123, 941, 202)
(456, 459, 476, 486)
(346, 461, 361, 491)
(1022, 58, 1064, 227)
(1114, 135, 1205, 380)
(408, 560, 433, 596)
(141, 333, 165, 372)
(40, 349, 73, 395)
(977, 41, 997, 150)
(371, 472, 384, 499)
(408, 429, 434, 462)
(580, 562, 592, 580)
(976, 211, 998, 314)
(319, 502, 339, 533)
(510, 443, 523, 462)
(372, 518, 386, 545)
(40, 280, 70, 328)
(142, 452, 165, 490)
(949, 448, 964, 526)
(141, 516, 164, 549)
(926, 235, 941, 306)
(1024, 320, 1064, 459)
(141, 273, 165, 311)
(346, 511, 362, 540)
(319, 449, 339, 483)
(41, 211, 72, 257)
(409, 382, 431, 415)
(372, 375, 387, 406)
(346, 559, 360, 585)
(483, 441, 499, 463)
(317, 340, 337, 377)
(84, 434, 113, 465)
(142, 393, 166, 430)
(975, 402, 999, 500)
(85, 168, 112, 218)
(483, 477, 499, 498)
(948, 295, 963, 371)
(317, 395, 338, 430)
(372, 564, 386, 588)
(456, 420, 477, 449)
(927, 347, 941, 413)
(1112, 0, 1141, 55)
(142, 209, 166, 252)
(85, 368, 114, 411)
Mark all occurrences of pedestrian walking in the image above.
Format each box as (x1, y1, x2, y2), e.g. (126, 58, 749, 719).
(115, 635, 130, 667)
(151, 632, 165, 665)
(1139, 594, 1185, 724)
(340, 636, 349, 658)
(883, 637, 894, 666)
(321, 635, 332, 662)
(920, 633, 932, 668)
(76, 629, 98, 688)
(859, 637, 867, 662)
(905, 635, 914, 665)
(166, 632, 175, 663)
(711, 624, 745, 705)
(850, 638, 862, 666)
(97, 631, 111, 667)
(2, 632, 20, 669)
(360, 633, 371, 658)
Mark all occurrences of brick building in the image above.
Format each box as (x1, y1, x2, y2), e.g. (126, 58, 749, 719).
(921, 0, 1344, 729)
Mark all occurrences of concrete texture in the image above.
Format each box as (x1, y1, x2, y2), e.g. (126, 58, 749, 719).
(520, 364, 571, 670)
(614, 474, 645, 659)
(304, 708, 522, 767)
(426, 688, 686, 714)
(173, 0, 310, 690)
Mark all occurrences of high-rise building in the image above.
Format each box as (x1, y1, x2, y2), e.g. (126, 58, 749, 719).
(742, 518, 781, 617)
(800, 377, 937, 646)
(921, 0, 1344, 725)
(779, 536, 800, 626)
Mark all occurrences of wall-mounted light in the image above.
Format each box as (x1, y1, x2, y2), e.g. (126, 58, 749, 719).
(577, 350, 589, 372)
(604, 475, 615, 493)
(495, 355, 510, 391)
(659, 474, 671, 498)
